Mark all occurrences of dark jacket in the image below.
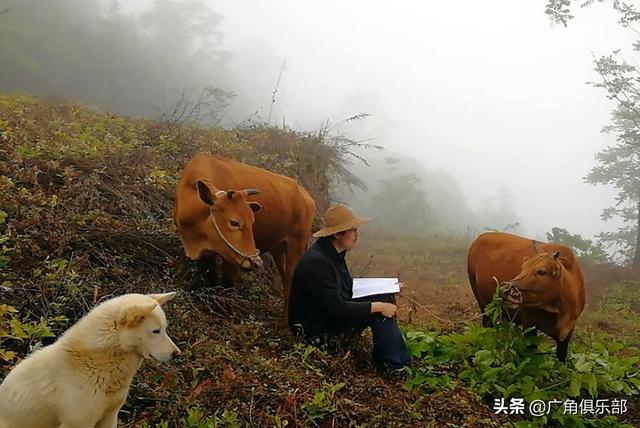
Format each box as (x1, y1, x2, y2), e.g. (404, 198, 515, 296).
(288, 237, 372, 338)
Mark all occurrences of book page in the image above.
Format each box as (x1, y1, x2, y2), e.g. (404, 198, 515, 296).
(352, 277, 400, 299)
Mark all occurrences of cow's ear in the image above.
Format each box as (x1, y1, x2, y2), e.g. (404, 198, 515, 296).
(557, 256, 572, 271)
(120, 301, 157, 327)
(249, 202, 262, 213)
(196, 180, 218, 206)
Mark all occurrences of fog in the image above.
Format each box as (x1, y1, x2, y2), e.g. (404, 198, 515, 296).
(208, 0, 634, 240)
(4, 0, 635, 241)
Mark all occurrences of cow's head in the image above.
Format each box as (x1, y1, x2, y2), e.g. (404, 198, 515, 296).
(499, 251, 569, 312)
(196, 179, 264, 270)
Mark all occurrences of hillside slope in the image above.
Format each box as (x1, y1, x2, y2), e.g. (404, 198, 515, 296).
(1, 94, 638, 427)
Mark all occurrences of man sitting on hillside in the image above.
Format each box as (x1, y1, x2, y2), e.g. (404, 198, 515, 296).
(288, 204, 412, 378)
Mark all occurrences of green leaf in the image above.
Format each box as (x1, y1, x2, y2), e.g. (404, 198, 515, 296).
(585, 373, 598, 396)
(574, 354, 594, 373)
(569, 377, 581, 397)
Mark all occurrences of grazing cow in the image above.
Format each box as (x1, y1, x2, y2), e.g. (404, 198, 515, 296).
(467, 231, 586, 362)
(174, 154, 317, 320)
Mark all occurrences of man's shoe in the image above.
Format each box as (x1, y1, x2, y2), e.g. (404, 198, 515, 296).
(378, 363, 411, 381)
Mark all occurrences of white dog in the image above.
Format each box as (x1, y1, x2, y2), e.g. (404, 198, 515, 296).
(0, 292, 181, 428)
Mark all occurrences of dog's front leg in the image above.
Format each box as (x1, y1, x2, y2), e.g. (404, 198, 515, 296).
(95, 411, 119, 428)
(58, 421, 94, 428)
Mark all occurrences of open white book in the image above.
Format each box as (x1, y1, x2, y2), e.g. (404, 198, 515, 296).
(352, 277, 400, 299)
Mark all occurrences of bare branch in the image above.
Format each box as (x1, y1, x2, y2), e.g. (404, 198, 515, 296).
(154, 85, 233, 133)
(267, 61, 286, 124)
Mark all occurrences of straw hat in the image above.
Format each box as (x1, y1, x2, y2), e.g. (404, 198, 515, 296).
(313, 204, 370, 238)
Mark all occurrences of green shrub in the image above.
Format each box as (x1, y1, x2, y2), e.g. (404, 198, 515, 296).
(405, 290, 640, 427)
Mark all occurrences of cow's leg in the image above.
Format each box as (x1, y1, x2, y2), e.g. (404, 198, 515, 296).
(480, 305, 493, 327)
(197, 254, 219, 288)
(221, 259, 239, 290)
(282, 238, 307, 326)
(271, 241, 288, 293)
(556, 330, 573, 363)
(481, 313, 493, 327)
(525, 326, 538, 350)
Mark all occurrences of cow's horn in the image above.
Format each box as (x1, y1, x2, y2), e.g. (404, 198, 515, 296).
(243, 189, 261, 196)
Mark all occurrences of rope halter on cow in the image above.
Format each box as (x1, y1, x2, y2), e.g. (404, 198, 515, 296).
(208, 189, 261, 265)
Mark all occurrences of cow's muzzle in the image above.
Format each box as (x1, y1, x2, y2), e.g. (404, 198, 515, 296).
(240, 255, 264, 270)
(499, 281, 523, 309)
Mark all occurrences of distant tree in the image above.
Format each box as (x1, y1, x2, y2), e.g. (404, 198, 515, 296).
(341, 152, 479, 235)
(584, 107, 640, 265)
(544, 0, 640, 28)
(422, 169, 477, 233)
(383, 156, 400, 173)
(478, 186, 522, 233)
(371, 158, 435, 235)
(544, 0, 640, 265)
(546, 227, 609, 264)
(0, 0, 233, 124)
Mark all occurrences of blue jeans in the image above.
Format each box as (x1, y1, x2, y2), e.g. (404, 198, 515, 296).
(358, 293, 412, 369)
(368, 311, 412, 369)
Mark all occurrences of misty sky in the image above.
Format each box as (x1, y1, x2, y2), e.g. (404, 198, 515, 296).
(125, 0, 635, 240)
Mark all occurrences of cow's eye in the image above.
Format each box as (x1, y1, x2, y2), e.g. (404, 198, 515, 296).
(230, 219, 241, 228)
(152, 329, 161, 334)
(537, 270, 547, 276)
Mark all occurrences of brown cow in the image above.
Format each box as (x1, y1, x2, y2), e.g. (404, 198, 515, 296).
(174, 154, 317, 318)
(467, 231, 586, 362)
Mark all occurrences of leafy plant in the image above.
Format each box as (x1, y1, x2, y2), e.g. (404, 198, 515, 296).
(0, 304, 18, 364)
(143, 407, 243, 428)
(301, 382, 345, 426)
(288, 342, 328, 377)
(405, 290, 640, 426)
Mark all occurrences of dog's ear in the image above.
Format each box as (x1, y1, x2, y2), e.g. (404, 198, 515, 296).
(147, 292, 176, 305)
(120, 301, 157, 327)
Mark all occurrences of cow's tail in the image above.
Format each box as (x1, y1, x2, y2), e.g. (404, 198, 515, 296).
(466, 241, 477, 291)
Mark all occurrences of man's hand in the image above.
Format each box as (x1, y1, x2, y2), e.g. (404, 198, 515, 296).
(371, 302, 397, 318)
